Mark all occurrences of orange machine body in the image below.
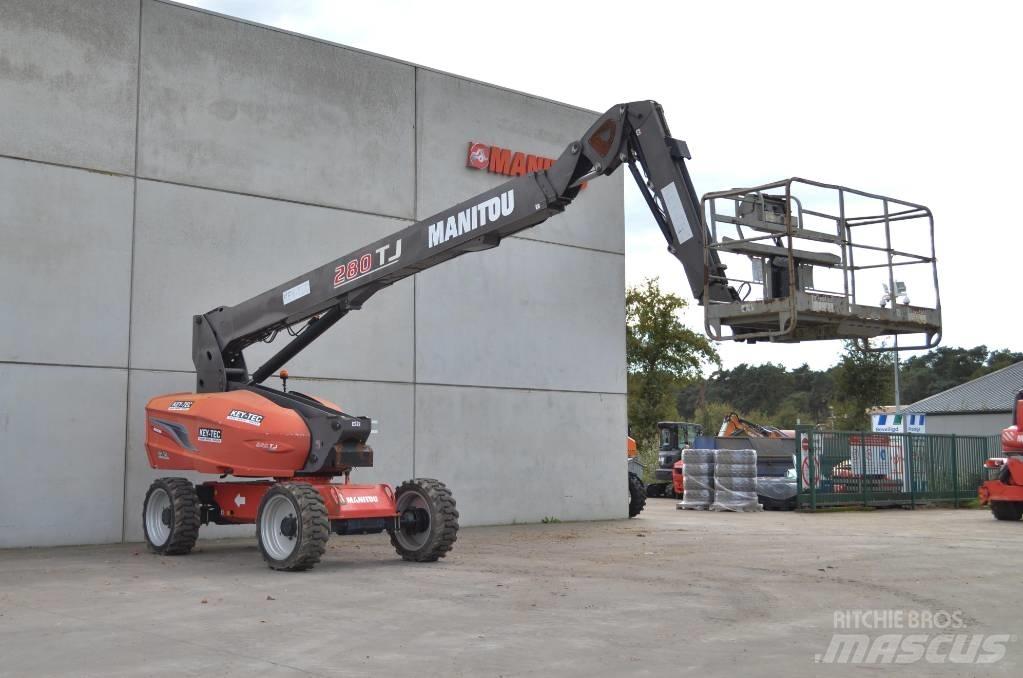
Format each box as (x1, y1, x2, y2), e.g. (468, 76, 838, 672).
(146, 390, 324, 477)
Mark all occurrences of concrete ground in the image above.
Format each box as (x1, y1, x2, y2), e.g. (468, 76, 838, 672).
(0, 500, 1019, 677)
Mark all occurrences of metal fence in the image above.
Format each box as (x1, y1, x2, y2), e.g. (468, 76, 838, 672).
(794, 429, 1002, 509)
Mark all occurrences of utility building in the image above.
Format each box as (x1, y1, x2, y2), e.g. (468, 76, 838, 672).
(0, 0, 625, 547)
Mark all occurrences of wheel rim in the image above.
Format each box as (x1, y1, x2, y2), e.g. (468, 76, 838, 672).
(395, 489, 432, 551)
(145, 487, 172, 546)
(260, 494, 299, 561)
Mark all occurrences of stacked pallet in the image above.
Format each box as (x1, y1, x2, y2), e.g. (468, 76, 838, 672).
(677, 449, 715, 510)
(711, 449, 762, 512)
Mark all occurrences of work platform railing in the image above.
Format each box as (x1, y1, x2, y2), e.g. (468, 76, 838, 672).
(701, 178, 941, 347)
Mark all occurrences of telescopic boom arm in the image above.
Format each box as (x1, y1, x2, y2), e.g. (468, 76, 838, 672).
(193, 100, 735, 393)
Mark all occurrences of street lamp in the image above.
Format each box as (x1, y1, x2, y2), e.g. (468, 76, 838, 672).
(881, 282, 910, 433)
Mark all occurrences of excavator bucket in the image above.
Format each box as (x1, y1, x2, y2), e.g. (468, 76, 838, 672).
(700, 178, 941, 348)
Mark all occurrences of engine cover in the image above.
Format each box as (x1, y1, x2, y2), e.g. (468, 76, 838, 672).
(145, 388, 373, 477)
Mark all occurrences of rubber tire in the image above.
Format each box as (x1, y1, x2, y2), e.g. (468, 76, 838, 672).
(628, 473, 647, 518)
(682, 450, 715, 464)
(143, 478, 200, 555)
(991, 500, 1023, 521)
(646, 483, 666, 498)
(389, 479, 459, 562)
(256, 483, 329, 571)
(682, 463, 713, 475)
(715, 450, 756, 464)
(715, 463, 757, 476)
(682, 490, 713, 502)
(716, 477, 757, 492)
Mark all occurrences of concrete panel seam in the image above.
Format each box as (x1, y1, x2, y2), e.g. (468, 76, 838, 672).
(0, 153, 133, 180)
(506, 234, 625, 257)
(412, 66, 419, 479)
(117, 366, 626, 396)
(121, 0, 145, 543)
(0, 360, 129, 372)
(135, 176, 414, 223)
(152, 0, 599, 117)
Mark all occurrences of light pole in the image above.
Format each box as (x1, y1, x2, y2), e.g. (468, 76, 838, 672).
(882, 282, 908, 433)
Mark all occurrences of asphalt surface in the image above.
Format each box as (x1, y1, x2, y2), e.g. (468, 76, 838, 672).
(0, 500, 1019, 677)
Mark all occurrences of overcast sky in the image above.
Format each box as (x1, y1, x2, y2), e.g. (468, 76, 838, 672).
(179, 0, 1021, 372)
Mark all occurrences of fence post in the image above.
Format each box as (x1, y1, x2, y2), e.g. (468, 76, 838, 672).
(952, 435, 959, 508)
(809, 433, 817, 512)
(860, 431, 868, 508)
(907, 433, 915, 510)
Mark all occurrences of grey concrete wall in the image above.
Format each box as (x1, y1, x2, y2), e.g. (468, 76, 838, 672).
(0, 0, 625, 548)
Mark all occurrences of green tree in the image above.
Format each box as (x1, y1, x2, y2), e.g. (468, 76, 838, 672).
(626, 278, 719, 447)
(833, 340, 893, 429)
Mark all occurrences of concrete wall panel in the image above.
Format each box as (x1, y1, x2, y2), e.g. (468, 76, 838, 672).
(416, 70, 624, 254)
(414, 385, 627, 526)
(415, 237, 626, 393)
(138, 0, 415, 217)
(0, 0, 139, 173)
(129, 180, 413, 382)
(0, 364, 127, 547)
(0, 158, 134, 366)
(122, 370, 413, 541)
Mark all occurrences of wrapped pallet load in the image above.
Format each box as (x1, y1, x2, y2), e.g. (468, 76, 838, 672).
(678, 449, 715, 510)
(712, 449, 762, 512)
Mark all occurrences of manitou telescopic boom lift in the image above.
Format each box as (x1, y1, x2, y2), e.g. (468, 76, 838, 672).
(143, 100, 942, 570)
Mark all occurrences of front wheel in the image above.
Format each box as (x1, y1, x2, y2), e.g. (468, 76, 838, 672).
(991, 500, 1023, 521)
(256, 483, 329, 571)
(628, 473, 646, 517)
(389, 479, 459, 562)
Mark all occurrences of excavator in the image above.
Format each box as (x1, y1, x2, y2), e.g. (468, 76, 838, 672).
(718, 412, 794, 439)
(142, 100, 941, 570)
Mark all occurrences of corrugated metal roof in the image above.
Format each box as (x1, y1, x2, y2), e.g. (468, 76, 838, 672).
(908, 361, 1023, 414)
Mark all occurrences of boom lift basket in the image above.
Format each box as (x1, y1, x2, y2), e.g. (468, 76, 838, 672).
(701, 178, 941, 348)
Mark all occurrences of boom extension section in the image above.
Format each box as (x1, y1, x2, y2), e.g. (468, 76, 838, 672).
(193, 101, 734, 392)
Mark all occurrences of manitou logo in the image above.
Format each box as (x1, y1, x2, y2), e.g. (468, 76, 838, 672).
(467, 142, 490, 169)
(427, 190, 515, 249)
(346, 495, 379, 504)
(466, 142, 555, 176)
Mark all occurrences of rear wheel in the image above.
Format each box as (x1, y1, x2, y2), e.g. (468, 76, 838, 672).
(991, 500, 1023, 521)
(628, 474, 646, 518)
(389, 479, 459, 562)
(143, 478, 200, 555)
(257, 483, 329, 571)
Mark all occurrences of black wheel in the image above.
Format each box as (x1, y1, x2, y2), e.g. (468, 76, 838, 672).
(646, 483, 665, 498)
(143, 478, 200, 555)
(256, 483, 329, 571)
(991, 500, 1023, 521)
(389, 479, 459, 562)
(628, 473, 647, 518)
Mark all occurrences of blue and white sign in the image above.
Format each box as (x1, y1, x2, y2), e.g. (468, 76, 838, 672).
(872, 413, 926, 434)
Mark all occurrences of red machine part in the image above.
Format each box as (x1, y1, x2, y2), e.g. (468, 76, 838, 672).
(977, 393, 1023, 511)
(207, 478, 397, 524)
(672, 459, 684, 496)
